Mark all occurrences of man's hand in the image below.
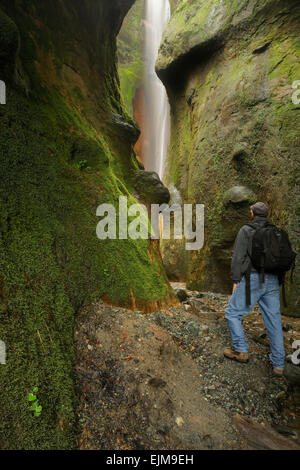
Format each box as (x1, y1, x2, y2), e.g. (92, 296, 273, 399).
(232, 283, 240, 294)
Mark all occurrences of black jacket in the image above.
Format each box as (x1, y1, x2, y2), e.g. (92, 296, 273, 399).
(231, 216, 268, 282)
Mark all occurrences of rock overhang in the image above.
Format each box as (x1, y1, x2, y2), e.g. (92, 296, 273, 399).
(155, 0, 285, 88)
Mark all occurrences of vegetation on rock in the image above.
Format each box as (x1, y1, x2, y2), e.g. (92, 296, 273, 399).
(157, 0, 300, 315)
(118, 0, 144, 115)
(0, 0, 175, 450)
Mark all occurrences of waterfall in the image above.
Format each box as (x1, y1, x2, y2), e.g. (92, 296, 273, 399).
(143, 0, 171, 179)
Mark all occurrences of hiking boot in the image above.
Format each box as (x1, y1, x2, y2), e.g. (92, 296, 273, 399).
(272, 367, 284, 377)
(224, 348, 249, 363)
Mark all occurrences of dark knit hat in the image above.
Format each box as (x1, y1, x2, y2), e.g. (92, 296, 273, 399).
(250, 202, 268, 217)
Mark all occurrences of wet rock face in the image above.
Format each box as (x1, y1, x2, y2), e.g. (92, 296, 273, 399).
(117, 0, 144, 115)
(157, 0, 300, 312)
(0, 0, 176, 450)
(0, 9, 19, 79)
(111, 112, 140, 143)
(134, 170, 171, 205)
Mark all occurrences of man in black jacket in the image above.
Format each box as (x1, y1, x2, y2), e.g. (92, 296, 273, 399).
(224, 202, 285, 376)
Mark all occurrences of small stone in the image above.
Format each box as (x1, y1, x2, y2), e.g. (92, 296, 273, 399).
(199, 325, 209, 334)
(87, 344, 93, 351)
(185, 321, 201, 337)
(175, 417, 184, 427)
(189, 299, 204, 311)
(158, 425, 169, 435)
(275, 391, 286, 401)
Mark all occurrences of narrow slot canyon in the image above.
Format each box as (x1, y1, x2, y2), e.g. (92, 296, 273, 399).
(0, 0, 299, 452)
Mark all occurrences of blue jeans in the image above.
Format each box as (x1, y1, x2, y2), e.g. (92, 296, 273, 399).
(225, 272, 285, 370)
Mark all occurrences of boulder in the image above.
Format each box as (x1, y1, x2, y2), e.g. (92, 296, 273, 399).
(174, 288, 188, 302)
(134, 170, 170, 205)
(223, 186, 256, 206)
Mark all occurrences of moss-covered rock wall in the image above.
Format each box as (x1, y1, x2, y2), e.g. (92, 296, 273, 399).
(0, 0, 175, 449)
(118, 0, 144, 115)
(157, 0, 300, 315)
(117, 0, 144, 162)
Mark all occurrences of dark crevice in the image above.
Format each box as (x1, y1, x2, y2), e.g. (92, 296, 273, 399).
(253, 41, 272, 54)
(156, 35, 226, 94)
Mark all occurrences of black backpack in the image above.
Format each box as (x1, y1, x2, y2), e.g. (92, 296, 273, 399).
(245, 222, 296, 307)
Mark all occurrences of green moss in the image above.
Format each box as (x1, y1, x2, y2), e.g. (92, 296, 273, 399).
(118, 61, 143, 114)
(268, 39, 299, 80)
(117, 0, 144, 114)
(157, 0, 249, 70)
(0, 0, 173, 450)
(157, 0, 298, 73)
(0, 70, 172, 448)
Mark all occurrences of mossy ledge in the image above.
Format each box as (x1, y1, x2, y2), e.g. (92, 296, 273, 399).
(0, 0, 176, 450)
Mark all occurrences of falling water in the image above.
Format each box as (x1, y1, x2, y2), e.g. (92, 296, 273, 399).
(143, 0, 171, 179)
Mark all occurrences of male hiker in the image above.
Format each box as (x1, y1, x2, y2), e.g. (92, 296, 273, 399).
(224, 202, 296, 376)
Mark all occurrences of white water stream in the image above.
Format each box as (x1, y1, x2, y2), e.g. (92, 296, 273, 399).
(143, 0, 171, 179)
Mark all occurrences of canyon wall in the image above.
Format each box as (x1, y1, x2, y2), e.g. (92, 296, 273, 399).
(157, 0, 300, 315)
(118, 0, 144, 162)
(0, 0, 175, 449)
(118, 0, 144, 115)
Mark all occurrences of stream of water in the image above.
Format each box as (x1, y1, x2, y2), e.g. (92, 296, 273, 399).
(143, 0, 171, 180)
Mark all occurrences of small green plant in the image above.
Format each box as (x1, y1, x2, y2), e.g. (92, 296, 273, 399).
(28, 387, 42, 417)
(103, 268, 110, 277)
(74, 160, 91, 170)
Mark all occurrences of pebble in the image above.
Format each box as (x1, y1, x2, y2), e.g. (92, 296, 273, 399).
(175, 417, 184, 427)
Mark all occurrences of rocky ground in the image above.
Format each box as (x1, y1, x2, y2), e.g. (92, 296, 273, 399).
(75, 283, 300, 450)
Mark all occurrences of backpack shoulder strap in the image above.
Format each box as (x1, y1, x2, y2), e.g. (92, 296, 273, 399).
(245, 263, 252, 306)
(245, 222, 257, 230)
(245, 221, 270, 231)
